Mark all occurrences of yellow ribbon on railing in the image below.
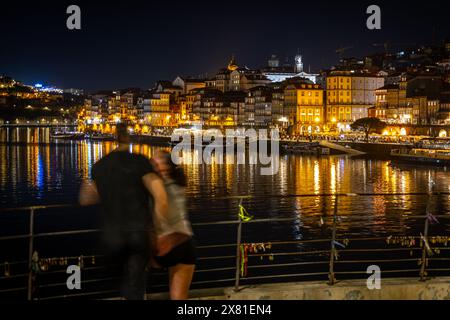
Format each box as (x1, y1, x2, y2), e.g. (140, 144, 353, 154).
(238, 204, 253, 222)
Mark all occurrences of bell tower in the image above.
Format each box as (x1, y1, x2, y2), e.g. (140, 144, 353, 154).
(295, 54, 303, 73)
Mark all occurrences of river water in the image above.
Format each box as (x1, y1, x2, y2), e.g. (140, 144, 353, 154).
(1, 127, 450, 298)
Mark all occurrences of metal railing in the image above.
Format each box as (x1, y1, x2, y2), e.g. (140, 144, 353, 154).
(1, 192, 450, 300)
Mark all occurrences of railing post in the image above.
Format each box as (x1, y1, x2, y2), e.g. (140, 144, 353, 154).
(328, 194, 338, 285)
(420, 194, 432, 281)
(27, 208, 35, 300)
(419, 217, 429, 281)
(234, 198, 243, 292)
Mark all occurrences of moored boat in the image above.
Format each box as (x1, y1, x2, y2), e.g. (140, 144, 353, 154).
(281, 142, 321, 155)
(88, 133, 114, 141)
(50, 131, 85, 139)
(390, 148, 450, 166)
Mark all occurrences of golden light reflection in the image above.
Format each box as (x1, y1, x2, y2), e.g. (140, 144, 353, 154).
(4, 127, 450, 233)
(330, 161, 337, 194)
(278, 156, 287, 195)
(0, 146, 6, 189)
(313, 160, 320, 194)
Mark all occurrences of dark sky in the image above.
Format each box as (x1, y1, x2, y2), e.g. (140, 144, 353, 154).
(1, 0, 449, 93)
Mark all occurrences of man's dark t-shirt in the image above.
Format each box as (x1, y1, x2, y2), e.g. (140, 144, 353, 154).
(91, 151, 154, 240)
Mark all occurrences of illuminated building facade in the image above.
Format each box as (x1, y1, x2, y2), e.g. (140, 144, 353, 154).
(326, 70, 384, 131)
(245, 86, 273, 127)
(271, 88, 285, 128)
(374, 73, 450, 126)
(205, 57, 270, 92)
(192, 88, 245, 127)
(150, 92, 173, 126)
(284, 82, 324, 134)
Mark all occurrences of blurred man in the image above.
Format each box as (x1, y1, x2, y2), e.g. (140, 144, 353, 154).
(79, 123, 168, 300)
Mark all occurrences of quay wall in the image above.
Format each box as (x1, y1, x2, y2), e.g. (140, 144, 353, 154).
(130, 135, 171, 146)
(223, 277, 450, 300)
(335, 142, 413, 157)
(146, 277, 450, 300)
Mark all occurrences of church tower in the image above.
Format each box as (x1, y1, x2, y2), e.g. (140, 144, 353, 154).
(295, 54, 303, 73)
(227, 54, 238, 71)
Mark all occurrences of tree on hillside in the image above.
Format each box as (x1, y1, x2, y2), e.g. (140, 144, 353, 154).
(350, 117, 386, 142)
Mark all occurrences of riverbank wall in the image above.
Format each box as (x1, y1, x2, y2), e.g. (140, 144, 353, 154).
(335, 142, 413, 158)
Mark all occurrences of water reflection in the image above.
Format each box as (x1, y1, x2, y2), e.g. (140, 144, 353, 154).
(0, 126, 52, 144)
(1, 127, 450, 238)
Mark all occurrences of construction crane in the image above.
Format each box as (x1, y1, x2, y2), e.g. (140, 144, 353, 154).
(335, 46, 353, 61)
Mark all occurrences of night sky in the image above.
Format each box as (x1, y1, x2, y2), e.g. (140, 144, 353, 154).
(1, 0, 449, 93)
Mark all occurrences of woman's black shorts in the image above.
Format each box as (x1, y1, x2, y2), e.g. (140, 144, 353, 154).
(154, 238, 196, 268)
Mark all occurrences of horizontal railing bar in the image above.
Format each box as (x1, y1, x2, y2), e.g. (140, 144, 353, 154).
(335, 258, 419, 264)
(238, 239, 332, 247)
(2, 226, 449, 245)
(151, 277, 236, 288)
(242, 272, 328, 280)
(0, 230, 101, 241)
(34, 229, 99, 238)
(197, 243, 236, 249)
(332, 215, 450, 220)
(0, 273, 28, 280)
(0, 263, 236, 278)
(251, 250, 330, 257)
(400, 215, 450, 219)
(427, 268, 450, 272)
(0, 234, 31, 241)
(0, 287, 27, 294)
(38, 276, 120, 289)
(38, 254, 99, 260)
(36, 265, 107, 276)
(373, 269, 422, 274)
(236, 217, 299, 223)
(38, 290, 118, 301)
(265, 239, 332, 245)
(340, 248, 422, 253)
(193, 221, 240, 226)
(194, 214, 450, 226)
(194, 267, 236, 273)
(247, 247, 434, 258)
(193, 217, 303, 226)
(190, 278, 236, 285)
(197, 255, 236, 261)
(0, 204, 76, 212)
(0, 260, 28, 267)
(248, 261, 328, 269)
(335, 269, 420, 275)
(340, 236, 420, 241)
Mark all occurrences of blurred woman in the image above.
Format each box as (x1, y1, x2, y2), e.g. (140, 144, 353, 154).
(151, 150, 196, 300)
